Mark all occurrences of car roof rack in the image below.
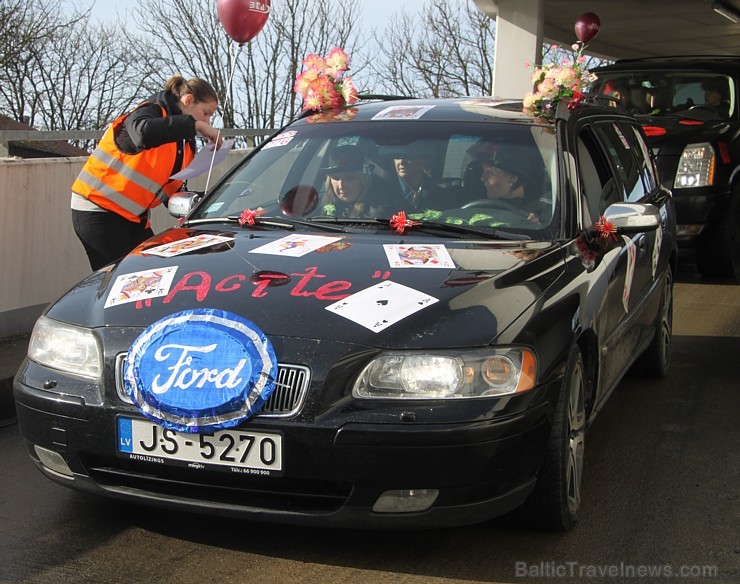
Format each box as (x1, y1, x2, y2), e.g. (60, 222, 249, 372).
(356, 93, 413, 101)
(612, 55, 740, 65)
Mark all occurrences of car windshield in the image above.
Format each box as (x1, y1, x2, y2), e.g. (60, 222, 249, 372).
(592, 72, 735, 121)
(191, 118, 560, 238)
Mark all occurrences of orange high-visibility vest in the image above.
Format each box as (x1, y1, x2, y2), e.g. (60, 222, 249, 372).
(72, 104, 195, 224)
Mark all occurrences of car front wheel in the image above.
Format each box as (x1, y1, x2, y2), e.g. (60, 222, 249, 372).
(516, 346, 586, 531)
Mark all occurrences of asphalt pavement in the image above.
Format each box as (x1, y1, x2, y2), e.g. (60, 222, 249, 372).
(0, 335, 29, 422)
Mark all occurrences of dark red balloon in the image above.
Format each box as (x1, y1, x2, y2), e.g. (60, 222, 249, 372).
(575, 12, 600, 43)
(217, 0, 271, 44)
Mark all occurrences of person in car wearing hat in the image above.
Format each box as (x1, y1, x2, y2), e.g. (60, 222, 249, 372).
(470, 140, 544, 225)
(320, 146, 393, 218)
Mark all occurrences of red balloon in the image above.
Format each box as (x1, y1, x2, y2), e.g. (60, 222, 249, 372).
(217, 0, 271, 44)
(575, 12, 600, 43)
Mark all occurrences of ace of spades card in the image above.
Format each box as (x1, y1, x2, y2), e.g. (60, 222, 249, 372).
(325, 281, 438, 333)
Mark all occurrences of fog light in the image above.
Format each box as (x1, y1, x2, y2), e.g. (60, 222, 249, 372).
(34, 445, 74, 478)
(372, 489, 439, 513)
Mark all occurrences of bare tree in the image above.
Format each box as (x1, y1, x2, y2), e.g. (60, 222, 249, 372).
(26, 21, 157, 133)
(134, 0, 238, 128)
(0, 0, 88, 123)
(0, 0, 160, 145)
(135, 0, 364, 133)
(369, 0, 495, 98)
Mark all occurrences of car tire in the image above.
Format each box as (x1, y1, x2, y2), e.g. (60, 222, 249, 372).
(696, 188, 740, 279)
(515, 346, 586, 531)
(631, 269, 673, 379)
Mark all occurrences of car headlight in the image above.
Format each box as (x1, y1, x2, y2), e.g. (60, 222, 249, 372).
(353, 348, 536, 399)
(674, 143, 715, 189)
(28, 316, 102, 380)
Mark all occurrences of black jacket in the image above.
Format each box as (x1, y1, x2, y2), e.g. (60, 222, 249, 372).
(114, 91, 197, 154)
(113, 90, 198, 179)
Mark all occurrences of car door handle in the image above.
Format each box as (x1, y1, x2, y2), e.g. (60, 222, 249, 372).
(637, 234, 647, 255)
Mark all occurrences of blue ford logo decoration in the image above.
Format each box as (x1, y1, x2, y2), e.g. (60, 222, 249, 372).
(124, 308, 278, 433)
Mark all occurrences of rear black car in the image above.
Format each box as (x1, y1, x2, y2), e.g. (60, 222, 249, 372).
(14, 97, 676, 531)
(592, 56, 740, 278)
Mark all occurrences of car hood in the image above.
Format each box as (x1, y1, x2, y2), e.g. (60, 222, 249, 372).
(46, 226, 566, 350)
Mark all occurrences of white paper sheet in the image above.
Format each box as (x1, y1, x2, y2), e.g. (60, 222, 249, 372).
(142, 234, 233, 257)
(170, 139, 235, 180)
(249, 235, 344, 258)
(104, 266, 179, 308)
(325, 281, 438, 333)
(383, 244, 455, 268)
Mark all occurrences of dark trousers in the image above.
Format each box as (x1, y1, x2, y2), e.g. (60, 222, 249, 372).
(72, 209, 154, 271)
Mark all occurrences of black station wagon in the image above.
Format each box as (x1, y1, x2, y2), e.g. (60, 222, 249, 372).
(14, 96, 676, 531)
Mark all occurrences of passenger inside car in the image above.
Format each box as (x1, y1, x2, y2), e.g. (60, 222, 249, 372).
(644, 84, 674, 114)
(390, 142, 446, 212)
(319, 145, 394, 218)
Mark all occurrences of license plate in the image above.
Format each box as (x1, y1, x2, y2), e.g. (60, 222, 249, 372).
(117, 417, 282, 475)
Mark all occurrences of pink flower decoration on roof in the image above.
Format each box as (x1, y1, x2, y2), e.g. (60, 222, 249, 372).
(325, 48, 349, 77)
(294, 47, 357, 112)
(522, 40, 596, 122)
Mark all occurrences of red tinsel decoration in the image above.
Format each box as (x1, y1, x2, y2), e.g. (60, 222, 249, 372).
(389, 210, 421, 234)
(594, 215, 617, 242)
(238, 208, 265, 226)
(567, 90, 585, 111)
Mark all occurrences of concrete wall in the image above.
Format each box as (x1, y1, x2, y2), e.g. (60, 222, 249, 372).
(0, 151, 247, 339)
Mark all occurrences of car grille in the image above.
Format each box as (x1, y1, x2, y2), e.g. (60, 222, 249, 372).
(82, 455, 351, 513)
(114, 353, 310, 418)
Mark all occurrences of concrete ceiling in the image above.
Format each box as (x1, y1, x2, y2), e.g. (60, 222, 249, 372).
(474, 0, 740, 60)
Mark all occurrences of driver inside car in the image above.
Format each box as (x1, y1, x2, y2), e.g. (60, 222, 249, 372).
(469, 141, 543, 225)
(700, 78, 730, 116)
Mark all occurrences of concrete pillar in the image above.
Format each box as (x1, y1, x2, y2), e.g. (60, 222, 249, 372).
(489, 0, 545, 99)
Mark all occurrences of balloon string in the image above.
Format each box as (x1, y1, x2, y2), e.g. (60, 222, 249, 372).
(204, 41, 243, 194)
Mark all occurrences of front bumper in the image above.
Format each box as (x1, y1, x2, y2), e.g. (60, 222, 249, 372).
(14, 363, 558, 529)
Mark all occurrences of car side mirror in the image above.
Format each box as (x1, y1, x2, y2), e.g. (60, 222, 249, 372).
(168, 191, 202, 218)
(601, 202, 660, 234)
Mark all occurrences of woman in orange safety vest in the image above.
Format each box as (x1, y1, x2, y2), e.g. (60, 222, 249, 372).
(71, 75, 223, 271)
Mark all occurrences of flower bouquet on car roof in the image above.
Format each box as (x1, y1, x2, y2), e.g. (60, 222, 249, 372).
(523, 13, 601, 122)
(294, 48, 359, 112)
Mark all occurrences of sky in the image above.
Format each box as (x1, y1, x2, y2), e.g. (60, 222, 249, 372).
(86, 0, 429, 30)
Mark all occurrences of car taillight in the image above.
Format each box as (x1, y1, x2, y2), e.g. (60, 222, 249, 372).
(642, 125, 667, 137)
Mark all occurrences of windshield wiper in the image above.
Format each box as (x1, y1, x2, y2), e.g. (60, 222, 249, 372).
(308, 217, 530, 240)
(183, 216, 346, 233)
(413, 220, 530, 240)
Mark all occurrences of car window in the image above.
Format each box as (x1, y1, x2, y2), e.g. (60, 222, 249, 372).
(576, 125, 622, 224)
(194, 120, 561, 237)
(619, 121, 660, 199)
(592, 72, 734, 120)
(594, 122, 643, 203)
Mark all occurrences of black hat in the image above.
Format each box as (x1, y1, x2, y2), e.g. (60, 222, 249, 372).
(469, 141, 531, 181)
(321, 146, 365, 173)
